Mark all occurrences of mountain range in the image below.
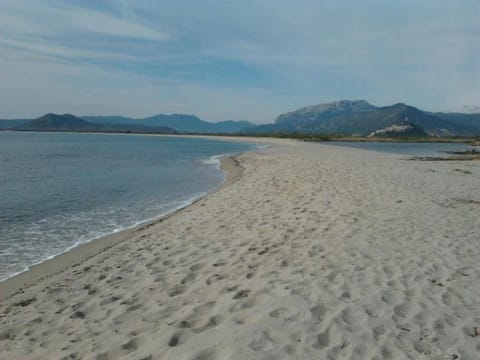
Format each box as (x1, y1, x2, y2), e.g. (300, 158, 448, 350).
(0, 113, 254, 134)
(246, 100, 480, 136)
(80, 114, 254, 134)
(1, 100, 479, 136)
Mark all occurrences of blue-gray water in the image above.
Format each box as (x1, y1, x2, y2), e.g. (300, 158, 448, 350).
(0, 132, 255, 281)
(330, 141, 479, 157)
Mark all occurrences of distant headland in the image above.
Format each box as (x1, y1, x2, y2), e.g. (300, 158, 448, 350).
(1, 100, 479, 138)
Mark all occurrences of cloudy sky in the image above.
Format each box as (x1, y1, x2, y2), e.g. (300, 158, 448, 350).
(1, 0, 478, 123)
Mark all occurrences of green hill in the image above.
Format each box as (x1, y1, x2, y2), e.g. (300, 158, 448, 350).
(15, 114, 92, 131)
(244, 100, 479, 136)
(14, 114, 176, 134)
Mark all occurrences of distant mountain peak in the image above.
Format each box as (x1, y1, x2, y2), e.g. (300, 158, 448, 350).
(275, 99, 377, 127)
(16, 113, 91, 131)
(13, 113, 176, 134)
(324, 99, 372, 106)
(294, 99, 375, 113)
(246, 99, 479, 136)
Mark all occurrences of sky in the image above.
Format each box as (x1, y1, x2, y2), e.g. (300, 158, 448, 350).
(0, 0, 479, 123)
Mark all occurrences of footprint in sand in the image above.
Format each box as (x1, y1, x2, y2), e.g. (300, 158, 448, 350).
(249, 330, 274, 351)
(312, 328, 330, 349)
(121, 338, 138, 352)
(180, 273, 197, 285)
(169, 285, 187, 297)
(190, 348, 219, 360)
(311, 304, 326, 323)
(168, 331, 184, 347)
(191, 315, 224, 334)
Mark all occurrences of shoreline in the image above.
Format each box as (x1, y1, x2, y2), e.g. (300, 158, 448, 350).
(1, 139, 478, 359)
(0, 136, 468, 298)
(0, 137, 372, 301)
(2, 129, 477, 144)
(0, 135, 289, 301)
(0, 154, 245, 301)
(0, 136, 456, 298)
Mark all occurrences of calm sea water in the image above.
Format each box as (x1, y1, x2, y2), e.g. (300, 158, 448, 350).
(330, 141, 479, 157)
(0, 132, 256, 281)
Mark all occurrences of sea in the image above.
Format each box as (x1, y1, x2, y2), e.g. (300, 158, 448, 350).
(0, 132, 257, 282)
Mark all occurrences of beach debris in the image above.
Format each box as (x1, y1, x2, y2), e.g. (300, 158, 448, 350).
(474, 326, 480, 337)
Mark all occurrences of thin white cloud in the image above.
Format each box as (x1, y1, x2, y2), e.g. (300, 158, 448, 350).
(0, 38, 141, 63)
(62, 6, 169, 41)
(0, 45, 284, 121)
(0, 0, 478, 120)
(0, 0, 170, 41)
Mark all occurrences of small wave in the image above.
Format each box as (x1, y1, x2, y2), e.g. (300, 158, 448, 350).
(201, 154, 226, 170)
(256, 144, 270, 150)
(0, 136, 258, 284)
(0, 192, 210, 283)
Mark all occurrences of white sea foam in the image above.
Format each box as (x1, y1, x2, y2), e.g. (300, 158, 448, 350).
(0, 192, 209, 283)
(255, 144, 270, 150)
(201, 154, 225, 170)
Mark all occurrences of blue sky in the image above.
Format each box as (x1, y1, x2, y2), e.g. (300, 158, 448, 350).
(0, 0, 479, 123)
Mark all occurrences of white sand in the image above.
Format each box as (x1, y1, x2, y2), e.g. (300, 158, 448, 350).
(1, 139, 479, 360)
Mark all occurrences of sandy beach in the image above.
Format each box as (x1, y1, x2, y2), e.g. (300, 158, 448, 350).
(1, 139, 479, 360)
